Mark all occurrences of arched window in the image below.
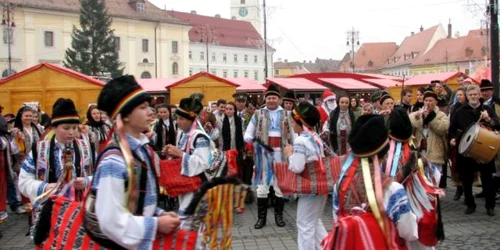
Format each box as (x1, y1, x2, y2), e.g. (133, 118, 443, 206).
(172, 62, 179, 75)
(142, 58, 149, 63)
(141, 71, 152, 79)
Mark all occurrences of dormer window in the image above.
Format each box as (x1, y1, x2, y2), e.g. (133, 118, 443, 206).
(368, 60, 373, 67)
(137, 2, 145, 13)
(465, 47, 473, 57)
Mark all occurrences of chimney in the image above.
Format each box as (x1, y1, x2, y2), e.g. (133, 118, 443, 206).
(411, 31, 415, 36)
(309, 60, 312, 63)
(284, 59, 288, 63)
(190, 10, 197, 14)
(447, 18, 452, 38)
(231, 16, 236, 20)
(420, 25, 424, 32)
(303, 60, 306, 63)
(215, 14, 221, 18)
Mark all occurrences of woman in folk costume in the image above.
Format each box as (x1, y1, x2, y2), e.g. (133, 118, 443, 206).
(282, 90, 296, 112)
(244, 84, 295, 229)
(283, 101, 327, 250)
(0, 115, 12, 237)
(325, 114, 418, 250)
(91, 75, 181, 249)
(385, 108, 445, 250)
(163, 97, 218, 214)
(151, 103, 176, 157)
(190, 92, 220, 144)
(85, 105, 111, 155)
(322, 93, 355, 155)
(18, 98, 92, 204)
(221, 102, 245, 175)
(12, 106, 43, 172)
(411, 88, 426, 113)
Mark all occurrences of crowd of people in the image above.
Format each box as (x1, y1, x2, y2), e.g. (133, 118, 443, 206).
(0, 74, 498, 250)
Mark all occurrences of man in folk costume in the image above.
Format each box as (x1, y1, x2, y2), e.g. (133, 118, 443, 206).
(324, 114, 418, 250)
(91, 75, 180, 249)
(317, 90, 336, 130)
(163, 97, 218, 213)
(386, 108, 445, 250)
(409, 87, 449, 174)
(282, 90, 296, 112)
(190, 92, 220, 144)
(449, 84, 500, 216)
(283, 101, 327, 250)
(244, 84, 294, 229)
(18, 98, 93, 206)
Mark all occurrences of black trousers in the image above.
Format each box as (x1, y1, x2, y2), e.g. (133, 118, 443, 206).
(459, 156, 496, 209)
(241, 155, 254, 185)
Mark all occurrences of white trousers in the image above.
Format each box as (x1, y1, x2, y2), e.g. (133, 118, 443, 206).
(297, 195, 328, 250)
(256, 148, 283, 198)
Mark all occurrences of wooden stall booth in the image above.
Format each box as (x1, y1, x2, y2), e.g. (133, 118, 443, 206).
(0, 63, 104, 117)
(167, 72, 238, 106)
(265, 77, 328, 105)
(229, 78, 266, 105)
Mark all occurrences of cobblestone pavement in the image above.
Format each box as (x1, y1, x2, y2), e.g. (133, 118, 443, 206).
(1, 184, 499, 250)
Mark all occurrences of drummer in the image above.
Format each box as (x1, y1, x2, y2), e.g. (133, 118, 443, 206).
(449, 84, 500, 216)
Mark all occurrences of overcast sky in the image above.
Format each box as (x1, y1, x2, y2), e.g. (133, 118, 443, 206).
(149, 0, 486, 62)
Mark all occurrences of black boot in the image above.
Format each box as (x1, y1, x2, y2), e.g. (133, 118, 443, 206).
(254, 198, 268, 229)
(454, 186, 463, 201)
(268, 187, 276, 209)
(274, 197, 286, 227)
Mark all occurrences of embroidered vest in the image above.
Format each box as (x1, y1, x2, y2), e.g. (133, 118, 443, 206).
(254, 109, 291, 151)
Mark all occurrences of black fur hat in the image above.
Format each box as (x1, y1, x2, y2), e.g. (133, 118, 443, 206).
(51, 98, 80, 126)
(292, 101, 320, 128)
(176, 97, 203, 121)
(389, 107, 412, 142)
(190, 92, 205, 101)
(265, 84, 281, 98)
(348, 114, 389, 157)
(97, 75, 151, 120)
(480, 79, 493, 90)
(282, 90, 296, 103)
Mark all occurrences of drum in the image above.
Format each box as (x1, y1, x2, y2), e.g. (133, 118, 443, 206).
(459, 123, 500, 164)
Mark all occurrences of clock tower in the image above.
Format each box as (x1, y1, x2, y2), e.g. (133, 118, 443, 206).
(230, 0, 262, 35)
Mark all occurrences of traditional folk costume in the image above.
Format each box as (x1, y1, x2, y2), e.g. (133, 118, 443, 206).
(91, 75, 166, 249)
(13, 106, 43, 173)
(244, 84, 294, 229)
(151, 108, 176, 156)
(324, 114, 418, 250)
(386, 108, 444, 250)
(317, 90, 336, 130)
(190, 92, 220, 144)
(288, 102, 328, 250)
(85, 105, 111, 155)
(323, 106, 355, 155)
(0, 116, 12, 225)
(18, 98, 93, 206)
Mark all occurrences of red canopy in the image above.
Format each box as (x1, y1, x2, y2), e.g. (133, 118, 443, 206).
(320, 78, 379, 90)
(266, 77, 328, 91)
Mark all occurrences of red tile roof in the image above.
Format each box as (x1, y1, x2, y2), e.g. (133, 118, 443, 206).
(266, 78, 327, 91)
(0, 63, 105, 87)
(167, 71, 240, 89)
(340, 43, 398, 71)
(12, 0, 187, 24)
(383, 25, 445, 68)
(167, 10, 272, 50)
(357, 73, 403, 81)
(319, 78, 379, 90)
(228, 78, 266, 92)
(404, 71, 468, 86)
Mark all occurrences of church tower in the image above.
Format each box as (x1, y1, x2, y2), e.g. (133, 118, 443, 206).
(230, 0, 262, 35)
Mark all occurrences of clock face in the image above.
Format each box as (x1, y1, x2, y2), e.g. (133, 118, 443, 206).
(239, 7, 248, 17)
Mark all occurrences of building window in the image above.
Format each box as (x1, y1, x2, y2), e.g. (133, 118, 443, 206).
(254, 55, 258, 63)
(140, 71, 151, 79)
(241, 0, 245, 4)
(233, 54, 238, 63)
(200, 52, 205, 60)
(44, 31, 54, 47)
(114, 37, 120, 51)
(233, 70, 238, 78)
(3, 28, 13, 44)
(274, 69, 279, 75)
(172, 41, 178, 53)
(189, 51, 192, 60)
(211, 69, 217, 75)
(212, 52, 216, 62)
(244, 55, 248, 63)
(189, 68, 193, 76)
(244, 70, 249, 78)
(223, 53, 227, 62)
(137, 2, 145, 13)
(172, 62, 179, 75)
(223, 70, 228, 78)
(142, 58, 149, 63)
(465, 68, 470, 75)
(254, 70, 258, 80)
(142, 39, 149, 52)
